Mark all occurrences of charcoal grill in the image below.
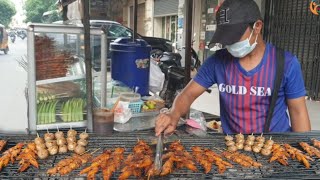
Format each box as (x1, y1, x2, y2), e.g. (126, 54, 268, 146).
(1, 130, 320, 179)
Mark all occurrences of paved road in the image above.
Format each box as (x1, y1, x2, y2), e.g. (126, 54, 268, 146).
(0, 38, 28, 133)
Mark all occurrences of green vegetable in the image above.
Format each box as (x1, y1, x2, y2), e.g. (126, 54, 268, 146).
(37, 102, 44, 124)
(60, 98, 85, 122)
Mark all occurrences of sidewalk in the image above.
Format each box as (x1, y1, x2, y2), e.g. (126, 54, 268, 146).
(307, 100, 320, 130)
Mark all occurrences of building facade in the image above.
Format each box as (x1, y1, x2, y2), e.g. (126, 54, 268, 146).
(91, 0, 263, 62)
(121, 0, 178, 40)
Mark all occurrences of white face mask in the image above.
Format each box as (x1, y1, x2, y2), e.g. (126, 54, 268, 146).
(226, 23, 258, 58)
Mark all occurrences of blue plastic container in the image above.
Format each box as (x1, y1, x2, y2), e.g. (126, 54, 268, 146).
(110, 38, 151, 96)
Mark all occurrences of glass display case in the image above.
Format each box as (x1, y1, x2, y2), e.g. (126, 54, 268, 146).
(27, 23, 107, 132)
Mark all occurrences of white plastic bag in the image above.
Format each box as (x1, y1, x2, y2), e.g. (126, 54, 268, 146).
(188, 109, 207, 131)
(67, 0, 83, 21)
(114, 101, 132, 124)
(149, 60, 165, 93)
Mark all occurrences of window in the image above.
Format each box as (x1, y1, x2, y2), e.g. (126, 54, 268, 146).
(170, 16, 177, 42)
(108, 25, 132, 38)
(160, 15, 178, 42)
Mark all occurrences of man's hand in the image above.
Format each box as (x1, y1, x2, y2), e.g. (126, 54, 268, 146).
(155, 112, 180, 136)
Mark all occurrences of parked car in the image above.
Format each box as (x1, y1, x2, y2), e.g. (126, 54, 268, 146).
(51, 20, 172, 71)
(90, 20, 172, 52)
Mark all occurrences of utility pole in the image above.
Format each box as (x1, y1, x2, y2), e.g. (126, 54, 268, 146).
(133, 0, 138, 41)
(184, 0, 193, 86)
(81, 0, 93, 132)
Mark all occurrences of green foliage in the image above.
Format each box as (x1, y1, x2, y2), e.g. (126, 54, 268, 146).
(24, 0, 61, 23)
(0, 0, 16, 27)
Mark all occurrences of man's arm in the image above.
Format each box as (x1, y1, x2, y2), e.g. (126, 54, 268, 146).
(287, 97, 311, 132)
(171, 80, 208, 118)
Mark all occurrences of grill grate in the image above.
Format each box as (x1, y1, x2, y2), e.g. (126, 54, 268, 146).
(1, 130, 320, 179)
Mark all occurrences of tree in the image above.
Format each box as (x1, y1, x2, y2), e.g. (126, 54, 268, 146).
(24, 0, 61, 23)
(0, 0, 16, 27)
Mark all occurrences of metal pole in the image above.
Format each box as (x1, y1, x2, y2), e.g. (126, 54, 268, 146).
(81, 0, 93, 132)
(184, 0, 193, 85)
(133, 0, 138, 41)
(27, 25, 36, 133)
(101, 31, 107, 108)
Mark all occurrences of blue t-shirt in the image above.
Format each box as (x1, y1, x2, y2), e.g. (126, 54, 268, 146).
(194, 43, 306, 134)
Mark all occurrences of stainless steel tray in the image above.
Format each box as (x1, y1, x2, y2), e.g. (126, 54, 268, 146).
(114, 111, 185, 132)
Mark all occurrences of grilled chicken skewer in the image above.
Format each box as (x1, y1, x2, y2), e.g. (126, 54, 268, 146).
(222, 151, 262, 168)
(47, 153, 92, 176)
(101, 148, 125, 180)
(192, 146, 232, 174)
(119, 140, 154, 180)
(17, 143, 39, 172)
(155, 141, 197, 177)
(150, 141, 196, 177)
(284, 144, 314, 169)
(311, 138, 320, 149)
(300, 142, 320, 158)
(80, 148, 125, 180)
(269, 144, 289, 166)
(0, 140, 7, 152)
(0, 143, 24, 172)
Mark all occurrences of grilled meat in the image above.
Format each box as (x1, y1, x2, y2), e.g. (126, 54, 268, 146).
(284, 144, 314, 169)
(17, 143, 39, 172)
(300, 142, 320, 158)
(120, 140, 153, 180)
(0, 143, 24, 172)
(47, 153, 91, 176)
(0, 140, 7, 152)
(311, 138, 320, 149)
(147, 141, 197, 178)
(222, 151, 262, 168)
(80, 148, 124, 180)
(192, 146, 232, 174)
(269, 144, 290, 166)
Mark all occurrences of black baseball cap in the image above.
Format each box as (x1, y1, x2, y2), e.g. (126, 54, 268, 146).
(209, 0, 262, 47)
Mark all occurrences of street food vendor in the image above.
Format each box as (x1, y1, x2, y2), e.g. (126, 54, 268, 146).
(155, 0, 311, 135)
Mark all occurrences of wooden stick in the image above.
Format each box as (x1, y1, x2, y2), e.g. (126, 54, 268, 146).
(111, 98, 120, 113)
(212, 147, 224, 152)
(90, 148, 101, 155)
(37, 133, 40, 138)
(77, 149, 92, 156)
(46, 128, 49, 134)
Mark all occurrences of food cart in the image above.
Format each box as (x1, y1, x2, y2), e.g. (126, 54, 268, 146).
(26, 23, 107, 131)
(0, 0, 320, 179)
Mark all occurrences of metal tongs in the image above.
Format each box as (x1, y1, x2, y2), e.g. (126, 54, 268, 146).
(154, 108, 169, 171)
(154, 133, 164, 171)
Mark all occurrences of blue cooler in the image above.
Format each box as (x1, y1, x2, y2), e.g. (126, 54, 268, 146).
(110, 38, 151, 96)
